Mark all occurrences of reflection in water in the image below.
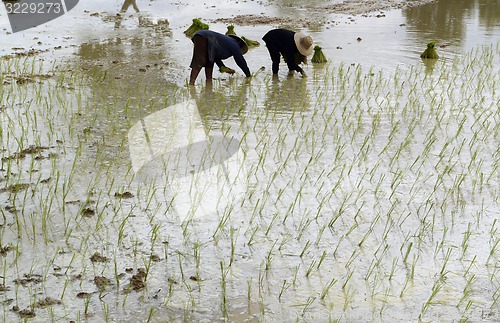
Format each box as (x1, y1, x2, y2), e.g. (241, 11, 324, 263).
(77, 38, 126, 60)
(421, 57, 439, 74)
(71, 8, 177, 174)
(114, 0, 170, 32)
(115, 0, 139, 29)
(403, 0, 500, 45)
(191, 78, 251, 122)
(265, 76, 310, 114)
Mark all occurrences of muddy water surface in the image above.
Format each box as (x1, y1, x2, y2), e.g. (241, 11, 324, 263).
(1, 0, 499, 322)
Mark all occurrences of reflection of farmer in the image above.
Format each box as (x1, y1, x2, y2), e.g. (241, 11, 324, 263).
(120, 0, 139, 13)
(265, 76, 310, 113)
(189, 30, 251, 85)
(262, 29, 313, 77)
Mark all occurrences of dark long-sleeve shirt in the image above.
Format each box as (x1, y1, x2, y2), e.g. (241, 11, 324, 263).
(262, 29, 303, 74)
(193, 30, 251, 77)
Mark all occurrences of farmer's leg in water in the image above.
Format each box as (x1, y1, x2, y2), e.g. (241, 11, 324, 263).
(204, 61, 215, 82)
(265, 44, 281, 75)
(189, 35, 208, 85)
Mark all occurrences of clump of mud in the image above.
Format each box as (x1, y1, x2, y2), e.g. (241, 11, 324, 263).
(0, 284, 11, 292)
(18, 309, 36, 318)
(89, 251, 108, 263)
(125, 267, 147, 292)
(0, 245, 12, 256)
(14, 274, 43, 287)
(114, 191, 134, 198)
(1, 145, 50, 161)
(81, 208, 96, 218)
(214, 15, 321, 28)
(94, 276, 111, 291)
(305, 0, 436, 15)
(76, 291, 94, 299)
(1, 48, 48, 60)
(35, 297, 62, 308)
(0, 183, 30, 194)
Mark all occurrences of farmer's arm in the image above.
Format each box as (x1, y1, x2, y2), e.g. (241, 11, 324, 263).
(285, 49, 304, 74)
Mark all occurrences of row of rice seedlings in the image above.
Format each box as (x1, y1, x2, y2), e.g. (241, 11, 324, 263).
(208, 43, 500, 321)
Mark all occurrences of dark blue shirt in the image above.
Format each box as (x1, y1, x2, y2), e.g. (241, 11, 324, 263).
(193, 30, 251, 77)
(262, 29, 303, 74)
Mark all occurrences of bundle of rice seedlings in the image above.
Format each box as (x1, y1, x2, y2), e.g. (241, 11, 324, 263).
(225, 25, 237, 36)
(184, 18, 209, 37)
(420, 41, 439, 59)
(219, 66, 235, 74)
(241, 36, 260, 48)
(311, 45, 327, 63)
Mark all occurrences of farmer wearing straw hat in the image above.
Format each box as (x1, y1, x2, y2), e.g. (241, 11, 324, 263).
(262, 29, 313, 77)
(189, 30, 251, 85)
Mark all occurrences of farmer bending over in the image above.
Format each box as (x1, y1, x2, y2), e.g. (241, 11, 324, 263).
(189, 30, 251, 85)
(262, 29, 313, 77)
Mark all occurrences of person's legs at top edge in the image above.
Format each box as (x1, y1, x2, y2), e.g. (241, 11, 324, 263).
(189, 35, 208, 85)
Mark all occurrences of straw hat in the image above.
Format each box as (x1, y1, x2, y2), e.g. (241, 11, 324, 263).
(294, 32, 313, 56)
(228, 35, 249, 55)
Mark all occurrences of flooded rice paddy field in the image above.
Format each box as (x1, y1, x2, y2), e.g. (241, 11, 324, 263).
(1, 0, 500, 322)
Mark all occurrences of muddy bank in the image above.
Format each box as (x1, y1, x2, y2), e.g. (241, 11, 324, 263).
(314, 0, 437, 15)
(213, 0, 436, 26)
